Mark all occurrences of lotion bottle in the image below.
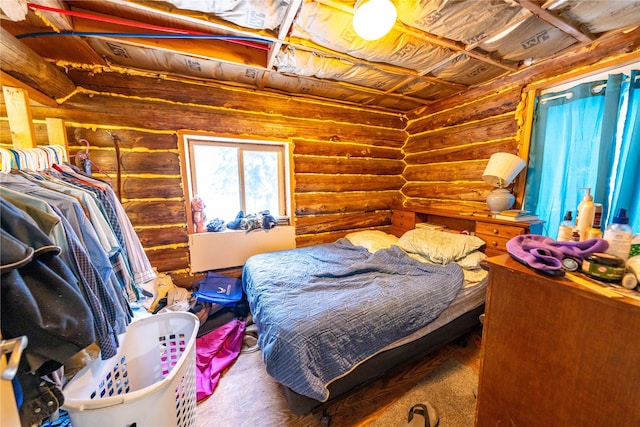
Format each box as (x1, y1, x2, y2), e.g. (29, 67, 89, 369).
(604, 208, 633, 260)
(576, 188, 595, 241)
(557, 211, 574, 241)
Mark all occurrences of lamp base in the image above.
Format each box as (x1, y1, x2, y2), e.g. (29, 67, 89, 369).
(486, 188, 515, 214)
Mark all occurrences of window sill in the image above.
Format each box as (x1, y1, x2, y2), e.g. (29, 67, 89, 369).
(188, 225, 296, 272)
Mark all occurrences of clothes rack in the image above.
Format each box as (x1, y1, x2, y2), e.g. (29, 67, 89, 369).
(0, 118, 155, 426)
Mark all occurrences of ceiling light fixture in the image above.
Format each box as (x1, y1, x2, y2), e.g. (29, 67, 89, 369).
(352, 0, 397, 41)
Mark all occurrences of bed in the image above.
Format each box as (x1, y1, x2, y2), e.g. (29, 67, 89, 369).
(241, 226, 488, 416)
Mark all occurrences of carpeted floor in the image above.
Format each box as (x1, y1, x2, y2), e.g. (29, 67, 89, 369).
(195, 330, 483, 427)
(369, 358, 479, 427)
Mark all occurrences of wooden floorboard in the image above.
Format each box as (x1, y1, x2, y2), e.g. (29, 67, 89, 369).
(195, 329, 482, 427)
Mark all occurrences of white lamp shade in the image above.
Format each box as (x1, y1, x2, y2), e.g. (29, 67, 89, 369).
(482, 152, 526, 188)
(353, 0, 397, 41)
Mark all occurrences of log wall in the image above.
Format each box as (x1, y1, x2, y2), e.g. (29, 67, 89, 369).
(402, 28, 640, 214)
(0, 71, 406, 285)
(1, 27, 637, 286)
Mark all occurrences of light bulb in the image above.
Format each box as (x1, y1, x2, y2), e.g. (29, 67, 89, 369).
(352, 0, 397, 41)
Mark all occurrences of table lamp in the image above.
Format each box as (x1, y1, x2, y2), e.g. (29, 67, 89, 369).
(482, 152, 526, 213)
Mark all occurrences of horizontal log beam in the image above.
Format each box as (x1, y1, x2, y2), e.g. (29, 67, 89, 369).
(135, 226, 188, 248)
(403, 161, 487, 182)
(295, 210, 392, 234)
(293, 138, 404, 157)
(401, 181, 488, 202)
(64, 69, 406, 129)
(123, 200, 186, 227)
(407, 87, 521, 134)
(294, 156, 404, 175)
(404, 139, 517, 165)
(0, 26, 75, 100)
(295, 174, 404, 193)
(67, 127, 177, 150)
(145, 247, 189, 272)
(405, 115, 518, 153)
(295, 191, 400, 215)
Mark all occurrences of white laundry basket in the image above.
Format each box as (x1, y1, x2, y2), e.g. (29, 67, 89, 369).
(62, 312, 199, 427)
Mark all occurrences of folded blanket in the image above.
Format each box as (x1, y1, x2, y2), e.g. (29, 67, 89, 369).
(506, 234, 609, 272)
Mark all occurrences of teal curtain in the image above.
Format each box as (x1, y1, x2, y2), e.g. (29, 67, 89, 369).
(610, 70, 640, 232)
(525, 71, 639, 238)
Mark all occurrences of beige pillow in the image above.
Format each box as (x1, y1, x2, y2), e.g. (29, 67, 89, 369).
(344, 230, 399, 253)
(397, 228, 485, 264)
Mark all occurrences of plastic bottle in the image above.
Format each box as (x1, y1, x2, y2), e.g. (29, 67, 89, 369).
(604, 208, 633, 261)
(593, 203, 603, 228)
(575, 188, 595, 241)
(557, 211, 574, 241)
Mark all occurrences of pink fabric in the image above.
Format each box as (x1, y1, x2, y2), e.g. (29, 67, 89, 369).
(195, 319, 246, 401)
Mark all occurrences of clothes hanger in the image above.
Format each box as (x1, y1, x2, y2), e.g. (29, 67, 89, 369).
(0, 148, 13, 173)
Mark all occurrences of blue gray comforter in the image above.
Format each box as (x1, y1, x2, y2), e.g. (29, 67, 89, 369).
(242, 239, 464, 401)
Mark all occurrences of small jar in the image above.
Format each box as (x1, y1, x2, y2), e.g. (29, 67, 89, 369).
(587, 228, 602, 239)
(581, 252, 625, 282)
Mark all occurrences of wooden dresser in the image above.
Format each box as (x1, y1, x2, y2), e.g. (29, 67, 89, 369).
(476, 255, 640, 426)
(391, 208, 542, 256)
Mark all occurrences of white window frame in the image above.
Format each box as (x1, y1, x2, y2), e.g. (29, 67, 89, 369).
(179, 132, 293, 234)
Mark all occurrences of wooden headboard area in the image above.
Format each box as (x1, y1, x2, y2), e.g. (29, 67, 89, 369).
(390, 207, 542, 257)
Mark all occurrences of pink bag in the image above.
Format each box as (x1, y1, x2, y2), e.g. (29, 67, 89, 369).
(195, 319, 246, 401)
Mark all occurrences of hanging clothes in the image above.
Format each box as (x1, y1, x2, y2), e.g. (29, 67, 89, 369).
(54, 164, 157, 285)
(0, 193, 123, 360)
(0, 146, 157, 427)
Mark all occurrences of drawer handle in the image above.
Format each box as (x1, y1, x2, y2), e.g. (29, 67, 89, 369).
(492, 229, 498, 234)
(491, 241, 498, 247)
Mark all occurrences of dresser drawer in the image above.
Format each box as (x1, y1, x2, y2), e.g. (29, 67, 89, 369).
(392, 210, 416, 229)
(475, 222, 524, 240)
(476, 233, 511, 254)
(393, 216, 416, 230)
(476, 222, 526, 254)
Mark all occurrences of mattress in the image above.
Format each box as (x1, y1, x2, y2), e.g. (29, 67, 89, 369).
(242, 229, 488, 414)
(282, 280, 486, 415)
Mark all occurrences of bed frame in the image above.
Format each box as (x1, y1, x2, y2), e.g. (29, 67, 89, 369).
(282, 305, 484, 415)
(278, 207, 488, 416)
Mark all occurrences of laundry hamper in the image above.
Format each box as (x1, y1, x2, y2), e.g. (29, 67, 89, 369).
(62, 312, 199, 427)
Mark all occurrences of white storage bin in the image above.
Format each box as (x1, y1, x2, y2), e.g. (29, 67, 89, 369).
(62, 312, 199, 427)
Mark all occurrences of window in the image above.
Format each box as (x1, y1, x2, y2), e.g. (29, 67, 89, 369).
(524, 66, 639, 237)
(181, 134, 291, 231)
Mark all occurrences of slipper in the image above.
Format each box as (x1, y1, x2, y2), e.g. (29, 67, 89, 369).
(241, 323, 259, 353)
(407, 402, 439, 427)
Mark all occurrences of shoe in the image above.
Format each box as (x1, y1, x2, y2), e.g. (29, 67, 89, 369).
(241, 323, 259, 353)
(407, 402, 439, 427)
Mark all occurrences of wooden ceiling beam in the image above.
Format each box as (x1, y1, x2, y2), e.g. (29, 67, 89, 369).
(517, 0, 595, 43)
(0, 26, 75, 100)
(71, 15, 269, 69)
(0, 71, 58, 107)
(27, 0, 74, 31)
(263, 0, 303, 89)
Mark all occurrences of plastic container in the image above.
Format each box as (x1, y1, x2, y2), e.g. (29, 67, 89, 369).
(604, 208, 633, 261)
(557, 211, 574, 241)
(581, 252, 625, 282)
(575, 188, 595, 241)
(62, 312, 199, 427)
(593, 203, 603, 228)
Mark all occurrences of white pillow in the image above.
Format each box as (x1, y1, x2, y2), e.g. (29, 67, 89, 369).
(456, 250, 487, 270)
(344, 230, 399, 253)
(397, 228, 485, 264)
